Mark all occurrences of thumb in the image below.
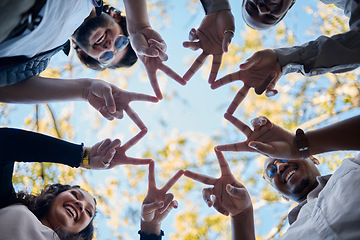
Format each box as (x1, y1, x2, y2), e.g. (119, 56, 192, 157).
(239, 52, 260, 70)
(102, 87, 116, 114)
(248, 141, 274, 157)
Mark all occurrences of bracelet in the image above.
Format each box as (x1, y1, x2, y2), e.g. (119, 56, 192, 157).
(138, 230, 164, 240)
(295, 128, 310, 159)
(82, 147, 91, 169)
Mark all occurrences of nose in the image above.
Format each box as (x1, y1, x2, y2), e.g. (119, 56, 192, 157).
(103, 40, 115, 51)
(258, 3, 271, 14)
(75, 200, 84, 212)
(276, 161, 287, 175)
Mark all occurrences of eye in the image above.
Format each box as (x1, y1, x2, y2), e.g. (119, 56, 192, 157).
(266, 165, 277, 178)
(265, 14, 279, 21)
(71, 191, 79, 199)
(86, 209, 93, 218)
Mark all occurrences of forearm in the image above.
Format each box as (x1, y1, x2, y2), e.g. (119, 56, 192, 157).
(140, 220, 161, 235)
(123, 0, 151, 34)
(306, 115, 360, 155)
(231, 206, 256, 240)
(274, 29, 360, 76)
(200, 0, 231, 15)
(0, 75, 91, 103)
(0, 128, 83, 167)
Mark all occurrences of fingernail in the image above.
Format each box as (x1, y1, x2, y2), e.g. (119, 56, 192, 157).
(158, 201, 164, 207)
(265, 90, 275, 97)
(248, 142, 257, 149)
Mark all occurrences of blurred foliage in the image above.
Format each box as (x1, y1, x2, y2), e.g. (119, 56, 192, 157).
(1, 2, 359, 240)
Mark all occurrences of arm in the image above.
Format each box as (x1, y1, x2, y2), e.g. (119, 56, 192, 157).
(200, 0, 231, 15)
(216, 114, 360, 159)
(274, 1, 360, 76)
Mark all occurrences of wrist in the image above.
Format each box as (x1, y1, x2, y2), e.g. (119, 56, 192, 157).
(79, 78, 93, 101)
(140, 220, 161, 235)
(80, 146, 91, 169)
(294, 128, 310, 159)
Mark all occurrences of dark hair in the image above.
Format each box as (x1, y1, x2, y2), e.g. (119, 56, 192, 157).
(72, 5, 138, 71)
(15, 184, 95, 240)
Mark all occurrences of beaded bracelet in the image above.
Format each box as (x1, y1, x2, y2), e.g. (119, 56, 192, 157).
(82, 147, 91, 169)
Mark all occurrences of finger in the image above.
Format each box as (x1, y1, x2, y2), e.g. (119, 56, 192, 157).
(121, 156, 153, 165)
(158, 193, 174, 214)
(248, 141, 275, 157)
(250, 116, 269, 129)
(213, 197, 229, 216)
(121, 126, 147, 151)
(188, 28, 199, 42)
(154, 47, 168, 62)
(226, 85, 250, 115)
(222, 30, 234, 53)
(103, 87, 116, 113)
(226, 184, 248, 200)
(96, 138, 111, 154)
(239, 52, 261, 70)
(125, 106, 146, 130)
(148, 161, 156, 188)
(99, 138, 121, 155)
(202, 188, 214, 207)
(215, 143, 253, 152)
(224, 112, 252, 138)
(208, 54, 223, 84)
(159, 63, 187, 85)
(210, 71, 241, 89)
(128, 92, 159, 103)
(254, 71, 277, 95)
(158, 200, 178, 219)
(184, 170, 217, 185)
(98, 106, 115, 120)
(265, 76, 280, 97)
(148, 39, 167, 53)
(142, 47, 160, 58)
(101, 148, 116, 167)
(142, 201, 164, 215)
(214, 149, 232, 176)
(145, 68, 163, 100)
(182, 40, 202, 51)
(183, 52, 208, 81)
(160, 169, 184, 193)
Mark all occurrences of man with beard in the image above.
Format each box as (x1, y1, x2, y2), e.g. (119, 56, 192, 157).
(211, 0, 360, 114)
(193, 114, 359, 239)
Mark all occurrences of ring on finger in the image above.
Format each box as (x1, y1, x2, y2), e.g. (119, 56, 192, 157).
(224, 30, 235, 36)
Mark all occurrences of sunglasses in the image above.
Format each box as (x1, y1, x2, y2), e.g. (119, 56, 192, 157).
(98, 35, 130, 65)
(264, 159, 288, 180)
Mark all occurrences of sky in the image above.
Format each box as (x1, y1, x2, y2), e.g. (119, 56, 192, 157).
(3, 0, 360, 239)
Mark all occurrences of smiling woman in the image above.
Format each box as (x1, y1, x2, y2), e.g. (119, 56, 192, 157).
(72, 4, 138, 71)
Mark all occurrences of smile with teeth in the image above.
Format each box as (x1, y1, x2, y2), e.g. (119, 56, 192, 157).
(96, 31, 106, 45)
(285, 170, 296, 182)
(65, 205, 77, 221)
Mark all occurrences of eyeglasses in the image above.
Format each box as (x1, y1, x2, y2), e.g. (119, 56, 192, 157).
(98, 35, 130, 65)
(263, 159, 288, 180)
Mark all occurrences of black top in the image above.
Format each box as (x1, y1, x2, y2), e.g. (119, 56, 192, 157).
(0, 128, 83, 207)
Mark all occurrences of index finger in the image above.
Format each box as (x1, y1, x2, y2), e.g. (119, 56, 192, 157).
(144, 63, 162, 100)
(125, 106, 146, 130)
(226, 85, 250, 114)
(214, 149, 232, 176)
(208, 54, 223, 84)
(210, 70, 241, 89)
(121, 125, 147, 151)
(183, 52, 208, 81)
(184, 170, 217, 185)
(148, 161, 156, 189)
(127, 91, 159, 103)
(224, 112, 252, 138)
(160, 170, 184, 193)
(254, 71, 277, 95)
(159, 63, 186, 85)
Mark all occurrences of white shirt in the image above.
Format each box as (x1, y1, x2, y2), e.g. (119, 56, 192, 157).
(280, 154, 360, 240)
(0, 0, 93, 58)
(0, 204, 60, 240)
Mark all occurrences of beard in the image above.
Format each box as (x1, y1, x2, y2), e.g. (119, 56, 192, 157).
(73, 14, 114, 51)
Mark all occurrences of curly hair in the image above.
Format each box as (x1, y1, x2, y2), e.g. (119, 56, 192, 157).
(72, 5, 138, 71)
(14, 183, 95, 240)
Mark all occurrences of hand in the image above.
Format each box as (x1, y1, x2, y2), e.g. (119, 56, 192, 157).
(183, 10, 235, 84)
(141, 161, 184, 234)
(85, 80, 158, 128)
(211, 49, 281, 114)
(87, 138, 121, 170)
(216, 114, 299, 159)
(185, 149, 251, 216)
(130, 27, 186, 100)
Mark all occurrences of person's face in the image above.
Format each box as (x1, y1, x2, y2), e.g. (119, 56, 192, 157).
(42, 188, 96, 234)
(73, 13, 129, 67)
(242, 0, 296, 30)
(264, 157, 320, 202)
